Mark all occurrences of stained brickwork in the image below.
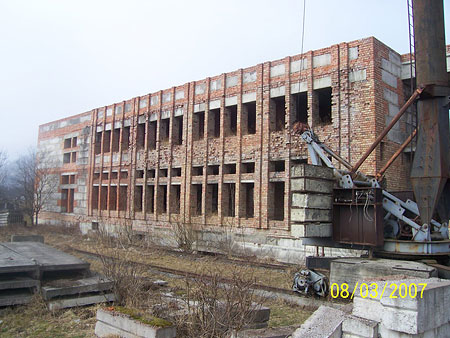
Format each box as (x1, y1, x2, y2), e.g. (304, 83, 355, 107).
(37, 36, 423, 237)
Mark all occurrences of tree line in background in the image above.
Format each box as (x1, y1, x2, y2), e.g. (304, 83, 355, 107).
(0, 149, 58, 225)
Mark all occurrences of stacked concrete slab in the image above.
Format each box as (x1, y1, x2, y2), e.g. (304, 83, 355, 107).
(0, 241, 115, 309)
(290, 164, 334, 238)
(0, 243, 40, 306)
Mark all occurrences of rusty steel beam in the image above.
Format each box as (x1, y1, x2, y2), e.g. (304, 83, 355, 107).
(377, 128, 417, 181)
(411, 0, 450, 227)
(350, 87, 423, 175)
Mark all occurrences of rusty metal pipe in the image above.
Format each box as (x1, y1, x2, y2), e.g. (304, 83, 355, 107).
(377, 128, 417, 181)
(351, 87, 424, 175)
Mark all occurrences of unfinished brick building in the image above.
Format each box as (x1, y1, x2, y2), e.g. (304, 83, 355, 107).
(37, 37, 423, 261)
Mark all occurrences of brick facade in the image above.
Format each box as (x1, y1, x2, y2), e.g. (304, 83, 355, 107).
(37, 36, 418, 238)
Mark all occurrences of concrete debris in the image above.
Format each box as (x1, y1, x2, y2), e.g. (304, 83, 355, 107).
(294, 277, 450, 338)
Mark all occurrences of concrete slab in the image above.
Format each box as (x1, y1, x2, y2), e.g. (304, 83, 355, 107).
(10, 235, 44, 243)
(95, 320, 141, 338)
(0, 290, 33, 306)
(96, 308, 176, 338)
(0, 276, 39, 290)
(342, 315, 378, 338)
(41, 274, 113, 300)
(330, 258, 437, 291)
(3, 242, 89, 272)
(292, 305, 346, 338)
(47, 292, 115, 310)
(0, 244, 38, 275)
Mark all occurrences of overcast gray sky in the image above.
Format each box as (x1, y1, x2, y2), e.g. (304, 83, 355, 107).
(1, 0, 449, 160)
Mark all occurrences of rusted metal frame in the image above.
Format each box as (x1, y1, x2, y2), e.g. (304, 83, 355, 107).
(350, 86, 424, 176)
(376, 128, 417, 181)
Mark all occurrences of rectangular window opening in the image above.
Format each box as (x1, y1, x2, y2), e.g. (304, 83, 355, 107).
(270, 97, 286, 132)
(136, 170, 144, 179)
(112, 129, 120, 152)
(160, 118, 170, 143)
(148, 121, 157, 150)
(120, 170, 128, 179)
(207, 165, 219, 175)
(72, 137, 77, 147)
(146, 185, 155, 213)
(171, 167, 182, 177)
(103, 130, 111, 153)
(292, 92, 308, 124)
(241, 183, 254, 219)
(173, 116, 183, 145)
(242, 102, 256, 135)
(225, 105, 237, 136)
(222, 183, 235, 217)
(192, 166, 203, 176)
(191, 184, 203, 216)
(64, 138, 72, 149)
(122, 126, 130, 149)
(159, 168, 168, 177)
(170, 185, 181, 214)
(91, 186, 99, 210)
(269, 182, 285, 220)
(193, 111, 205, 140)
(158, 185, 168, 214)
(270, 160, 285, 172)
(109, 186, 117, 210)
(224, 163, 236, 174)
(315, 87, 332, 124)
(206, 184, 219, 215)
(63, 153, 71, 164)
(241, 162, 255, 173)
(137, 123, 146, 149)
(147, 169, 156, 178)
(100, 186, 108, 210)
(208, 108, 220, 138)
(95, 132, 102, 154)
(134, 185, 143, 212)
(119, 186, 128, 211)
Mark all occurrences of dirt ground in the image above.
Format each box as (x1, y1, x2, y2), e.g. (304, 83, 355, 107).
(0, 224, 314, 337)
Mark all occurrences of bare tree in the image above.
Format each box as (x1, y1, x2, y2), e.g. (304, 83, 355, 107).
(0, 150, 7, 200)
(15, 149, 59, 225)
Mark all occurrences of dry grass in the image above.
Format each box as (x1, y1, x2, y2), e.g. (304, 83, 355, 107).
(0, 294, 98, 337)
(0, 224, 314, 336)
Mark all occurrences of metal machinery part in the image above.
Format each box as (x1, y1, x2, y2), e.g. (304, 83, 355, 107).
(293, 269, 328, 297)
(301, 130, 449, 253)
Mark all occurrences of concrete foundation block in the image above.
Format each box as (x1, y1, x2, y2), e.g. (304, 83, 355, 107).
(291, 223, 332, 238)
(96, 308, 176, 338)
(291, 208, 332, 222)
(292, 305, 346, 338)
(292, 193, 332, 209)
(378, 321, 450, 338)
(380, 279, 450, 334)
(47, 292, 115, 310)
(95, 320, 140, 338)
(291, 164, 334, 180)
(342, 315, 378, 338)
(330, 258, 437, 292)
(291, 178, 334, 194)
(352, 297, 384, 323)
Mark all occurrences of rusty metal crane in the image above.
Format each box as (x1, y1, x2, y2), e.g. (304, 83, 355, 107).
(410, 0, 450, 229)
